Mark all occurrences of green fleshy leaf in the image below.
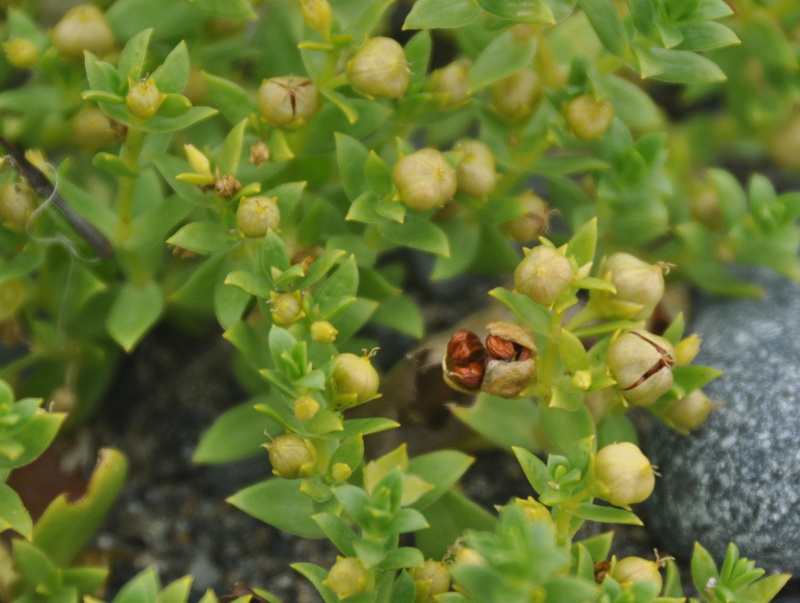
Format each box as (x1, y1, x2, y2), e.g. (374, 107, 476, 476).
(380, 218, 450, 256)
(676, 21, 740, 51)
(468, 30, 537, 91)
(371, 295, 424, 338)
(409, 450, 474, 510)
(365, 151, 393, 196)
(106, 281, 165, 352)
(152, 41, 191, 94)
(488, 287, 552, 336)
(550, 375, 585, 411)
(217, 119, 248, 176)
(543, 577, 602, 603)
(415, 490, 495, 560)
(740, 574, 792, 603)
(475, 0, 554, 24)
(228, 478, 324, 538)
(648, 48, 727, 83)
(320, 87, 359, 124)
(182, 0, 256, 19)
(453, 395, 544, 452)
(691, 542, 719, 597)
(34, 448, 127, 567)
(0, 483, 32, 539)
(111, 567, 160, 603)
(167, 222, 238, 254)
(404, 0, 481, 29)
(570, 503, 643, 525)
(203, 72, 256, 124)
(116, 28, 152, 82)
(531, 155, 610, 176)
(149, 152, 215, 207)
(540, 405, 594, 453)
(313, 512, 358, 557)
(336, 133, 371, 201)
(13, 540, 58, 595)
(193, 398, 280, 464)
(157, 576, 194, 603)
(578, 0, 629, 56)
(92, 152, 138, 178)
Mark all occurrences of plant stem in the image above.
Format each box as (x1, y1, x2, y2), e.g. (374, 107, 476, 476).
(116, 127, 145, 244)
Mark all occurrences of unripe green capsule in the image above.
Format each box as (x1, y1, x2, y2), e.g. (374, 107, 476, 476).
(52, 5, 115, 60)
(607, 330, 675, 406)
(393, 148, 457, 211)
(347, 37, 410, 99)
(501, 192, 550, 243)
(257, 76, 319, 129)
(663, 389, 713, 434)
(71, 106, 114, 152)
(264, 434, 317, 478)
(300, 0, 332, 35)
(0, 182, 36, 230)
(268, 291, 305, 326)
(0, 279, 24, 322)
(429, 61, 471, 110)
(310, 320, 338, 344)
(564, 94, 614, 140)
(126, 78, 164, 119)
(237, 196, 280, 238)
(455, 140, 496, 199)
(491, 68, 542, 123)
(410, 559, 450, 603)
(3, 38, 40, 69)
(610, 556, 663, 592)
(594, 442, 655, 508)
(513, 245, 574, 307)
(293, 396, 320, 421)
(323, 557, 370, 598)
(330, 352, 380, 410)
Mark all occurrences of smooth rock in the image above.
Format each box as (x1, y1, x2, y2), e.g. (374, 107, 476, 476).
(645, 268, 800, 575)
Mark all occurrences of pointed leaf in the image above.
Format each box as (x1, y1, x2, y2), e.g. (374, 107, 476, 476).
(404, 0, 480, 29)
(106, 281, 165, 352)
(228, 478, 323, 537)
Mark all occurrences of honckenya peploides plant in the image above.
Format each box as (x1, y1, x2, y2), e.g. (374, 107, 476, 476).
(0, 0, 797, 601)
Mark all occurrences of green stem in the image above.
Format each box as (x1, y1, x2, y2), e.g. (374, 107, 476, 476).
(116, 127, 145, 244)
(564, 303, 601, 331)
(533, 308, 564, 403)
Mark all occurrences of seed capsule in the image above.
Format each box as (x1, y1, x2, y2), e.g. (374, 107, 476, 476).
(0, 279, 24, 322)
(610, 556, 662, 592)
(323, 557, 370, 598)
(269, 291, 305, 326)
(455, 140, 496, 199)
(663, 389, 713, 434)
(607, 330, 675, 406)
(594, 442, 655, 508)
(410, 559, 450, 603)
(3, 38, 40, 69)
(590, 253, 666, 320)
(430, 61, 471, 110)
(0, 182, 36, 230)
(501, 192, 550, 243)
(564, 94, 614, 140)
(264, 434, 317, 478)
(513, 245, 575, 307)
(52, 4, 115, 60)
(491, 68, 542, 123)
(393, 148, 457, 211)
(330, 352, 381, 410)
(126, 78, 165, 119)
(71, 106, 114, 152)
(237, 196, 280, 238)
(257, 76, 319, 129)
(347, 37, 410, 99)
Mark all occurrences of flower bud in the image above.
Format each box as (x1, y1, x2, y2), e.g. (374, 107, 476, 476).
(257, 76, 319, 129)
(185, 144, 212, 178)
(571, 370, 592, 391)
(594, 442, 655, 508)
(393, 148, 457, 211)
(491, 68, 542, 123)
(429, 61, 470, 110)
(330, 352, 381, 410)
(410, 559, 450, 603)
(71, 106, 114, 152)
(514, 496, 551, 523)
(513, 245, 575, 307)
(0, 279, 24, 322)
(481, 321, 537, 398)
(237, 196, 280, 238)
(674, 333, 701, 366)
(610, 556, 662, 592)
(249, 141, 270, 168)
(269, 291, 305, 326)
(590, 253, 666, 320)
(51, 5, 115, 60)
(607, 330, 675, 406)
(501, 192, 550, 243)
(265, 434, 317, 478)
(294, 396, 320, 421)
(323, 557, 370, 599)
(300, 0, 332, 36)
(564, 94, 614, 140)
(126, 78, 165, 119)
(663, 389, 713, 434)
(453, 547, 485, 567)
(310, 320, 338, 344)
(0, 182, 36, 230)
(332, 462, 352, 482)
(346, 37, 410, 99)
(3, 38, 40, 69)
(455, 140, 496, 198)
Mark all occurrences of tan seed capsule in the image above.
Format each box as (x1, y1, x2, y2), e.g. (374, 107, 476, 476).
(393, 148, 457, 211)
(607, 330, 675, 406)
(323, 557, 370, 599)
(513, 245, 574, 307)
(51, 4, 115, 60)
(501, 192, 550, 243)
(481, 321, 537, 398)
(347, 37, 410, 99)
(663, 389, 713, 434)
(410, 559, 451, 603)
(491, 68, 542, 123)
(237, 196, 280, 238)
(590, 253, 666, 320)
(257, 76, 319, 129)
(610, 556, 662, 592)
(455, 140, 496, 199)
(429, 61, 471, 110)
(330, 352, 380, 410)
(71, 106, 114, 152)
(594, 442, 655, 508)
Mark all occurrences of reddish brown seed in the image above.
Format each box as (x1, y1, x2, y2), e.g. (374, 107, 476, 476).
(453, 361, 485, 389)
(594, 561, 611, 584)
(486, 334, 515, 360)
(448, 330, 486, 365)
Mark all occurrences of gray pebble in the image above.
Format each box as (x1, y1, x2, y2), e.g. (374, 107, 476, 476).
(645, 268, 800, 576)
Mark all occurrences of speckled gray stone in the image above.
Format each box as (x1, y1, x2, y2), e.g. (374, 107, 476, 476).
(644, 268, 800, 576)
